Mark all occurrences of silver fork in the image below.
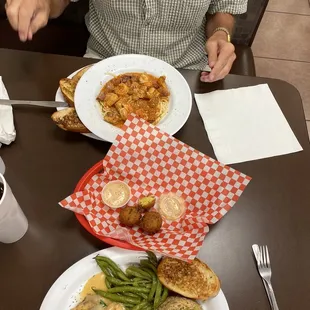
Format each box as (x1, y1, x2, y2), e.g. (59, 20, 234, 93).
(258, 245, 279, 310)
(252, 245, 272, 306)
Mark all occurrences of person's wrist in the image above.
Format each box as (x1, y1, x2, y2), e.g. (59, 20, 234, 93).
(211, 27, 231, 42)
(209, 31, 228, 42)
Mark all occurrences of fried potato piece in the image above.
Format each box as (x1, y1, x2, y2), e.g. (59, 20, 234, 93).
(140, 211, 162, 234)
(119, 206, 142, 227)
(138, 196, 156, 211)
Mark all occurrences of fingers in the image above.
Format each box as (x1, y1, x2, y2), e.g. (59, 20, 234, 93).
(29, 10, 48, 38)
(208, 43, 235, 82)
(6, 0, 36, 41)
(217, 54, 236, 79)
(6, 0, 22, 31)
(18, 6, 34, 41)
(201, 53, 236, 83)
(6, 0, 48, 42)
(205, 40, 218, 68)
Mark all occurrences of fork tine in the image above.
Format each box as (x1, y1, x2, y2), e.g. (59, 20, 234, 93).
(265, 245, 270, 267)
(259, 246, 263, 266)
(261, 245, 266, 267)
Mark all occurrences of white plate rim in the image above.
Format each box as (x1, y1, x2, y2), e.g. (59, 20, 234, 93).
(40, 247, 229, 310)
(74, 54, 192, 143)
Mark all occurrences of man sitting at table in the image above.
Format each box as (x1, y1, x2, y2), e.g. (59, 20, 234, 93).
(5, 0, 247, 82)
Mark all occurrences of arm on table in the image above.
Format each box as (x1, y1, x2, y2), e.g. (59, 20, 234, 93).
(6, 0, 70, 42)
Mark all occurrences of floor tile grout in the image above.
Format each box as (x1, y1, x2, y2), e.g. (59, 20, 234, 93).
(265, 10, 310, 17)
(254, 56, 310, 64)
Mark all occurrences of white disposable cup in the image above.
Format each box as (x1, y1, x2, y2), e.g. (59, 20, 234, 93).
(0, 173, 28, 243)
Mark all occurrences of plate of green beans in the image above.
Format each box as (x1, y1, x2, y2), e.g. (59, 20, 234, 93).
(39, 247, 229, 310)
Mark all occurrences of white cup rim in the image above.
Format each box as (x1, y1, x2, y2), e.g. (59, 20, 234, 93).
(0, 173, 7, 205)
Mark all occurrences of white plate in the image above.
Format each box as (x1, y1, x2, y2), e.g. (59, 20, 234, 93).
(55, 68, 104, 141)
(40, 247, 229, 310)
(74, 54, 192, 143)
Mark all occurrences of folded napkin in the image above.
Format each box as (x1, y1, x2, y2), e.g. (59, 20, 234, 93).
(0, 77, 16, 147)
(195, 84, 303, 165)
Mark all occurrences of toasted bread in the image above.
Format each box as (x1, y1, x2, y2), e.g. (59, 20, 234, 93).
(157, 257, 220, 300)
(51, 108, 90, 133)
(59, 78, 76, 107)
(159, 297, 202, 310)
(59, 65, 92, 107)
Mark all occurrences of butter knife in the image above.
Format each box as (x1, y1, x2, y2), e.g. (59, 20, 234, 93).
(0, 99, 68, 108)
(252, 244, 273, 307)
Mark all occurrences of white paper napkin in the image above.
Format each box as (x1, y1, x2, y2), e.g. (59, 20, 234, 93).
(194, 84, 303, 165)
(0, 77, 16, 147)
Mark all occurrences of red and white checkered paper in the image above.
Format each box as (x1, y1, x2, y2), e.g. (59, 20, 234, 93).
(60, 115, 251, 261)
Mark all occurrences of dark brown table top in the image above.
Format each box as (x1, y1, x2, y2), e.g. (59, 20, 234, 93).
(0, 48, 309, 310)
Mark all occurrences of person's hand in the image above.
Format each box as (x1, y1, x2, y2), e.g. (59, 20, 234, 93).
(201, 31, 236, 83)
(5, 0, 51, 42)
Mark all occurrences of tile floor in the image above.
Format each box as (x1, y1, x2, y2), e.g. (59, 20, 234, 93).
(252, 0, 310, 139)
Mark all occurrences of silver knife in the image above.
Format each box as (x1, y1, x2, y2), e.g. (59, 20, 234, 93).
(252, 244, 273, 307)
(0, 99, 68, 108)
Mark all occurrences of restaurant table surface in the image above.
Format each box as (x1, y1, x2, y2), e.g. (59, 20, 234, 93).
(0, 48, 309, 310)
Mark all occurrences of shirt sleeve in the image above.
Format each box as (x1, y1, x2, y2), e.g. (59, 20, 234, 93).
(208, 0, 248, 15)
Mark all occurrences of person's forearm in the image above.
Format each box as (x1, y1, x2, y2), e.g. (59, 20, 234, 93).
(206, 13, 235, 38)
(50, 0, 70, 18)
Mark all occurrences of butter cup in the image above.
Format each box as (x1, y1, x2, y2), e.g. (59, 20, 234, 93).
(101, 180, 131, 209)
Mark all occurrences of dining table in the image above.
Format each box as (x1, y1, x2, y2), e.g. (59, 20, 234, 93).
(0, 48, 309, 310)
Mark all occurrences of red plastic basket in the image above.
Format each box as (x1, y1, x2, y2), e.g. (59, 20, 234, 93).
(74, 160, 142, 251)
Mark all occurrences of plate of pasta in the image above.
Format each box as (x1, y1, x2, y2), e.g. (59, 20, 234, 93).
(74, 54, 192, 142)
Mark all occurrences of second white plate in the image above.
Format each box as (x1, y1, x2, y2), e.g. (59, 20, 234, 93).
(40, 247, 229, 310)
(74, 54, 193, 143)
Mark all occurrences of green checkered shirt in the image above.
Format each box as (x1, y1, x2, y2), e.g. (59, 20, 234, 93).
(85, 0, 247, 70)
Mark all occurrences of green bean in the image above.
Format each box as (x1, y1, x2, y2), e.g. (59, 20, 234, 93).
(153, 280, 162, 308)
(106, 276, 134, 286)
(94, 258, 109, 273)
(132, 300, 149, 310)
(95, 258, 116, 277)
(107, 286, 150, 294)
(140, 260, 158, 274)
(93, 289, 141, 305)
(96, 256, 130, 281)
(133, 281, 152, 288)
(159, 287, 168, 305)
(127, 269, 149, 280)
(105, 277, 111, 289)
(146, 251, 158, 266)
(144, 304, 154, 310)
(117, 271, 131, 281)
(136, 292, 148, 300)
(148, 277, 157, 302)
(124, 292, 142, 298)
(126, 267, 152, 280)
(133, 278, 151, 284)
